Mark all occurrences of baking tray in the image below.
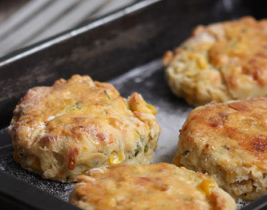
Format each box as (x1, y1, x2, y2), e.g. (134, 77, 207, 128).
(0, 0, 267, 209)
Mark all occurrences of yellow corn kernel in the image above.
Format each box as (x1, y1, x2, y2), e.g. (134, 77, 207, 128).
(198, 179, 216, 197)
(83, 146, 89, 151)
(188, 53, 197, 59)
(108, 151, 125, 165)
(146, 104, 157, 115)
(128, 93, 157, 115)
(185, 71, 196, 77)
(197, 57, 207, 69)
(109, 118, 121, 129)
(199, 43, 212, 51)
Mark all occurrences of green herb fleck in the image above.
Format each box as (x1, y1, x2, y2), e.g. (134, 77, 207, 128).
(104, 90, 110, 99)
(69, 102, 82, 111)
(75, 102, 82, 109)
(183, 197, 191, 203)
(134, 144, 142, 156)
(144, 144, 149, 153)
(93, 159, 98, 166)
(229, 39, 238, 48)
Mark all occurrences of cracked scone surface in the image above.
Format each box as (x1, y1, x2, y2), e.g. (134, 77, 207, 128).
(164, 16, 267, 106)
(8, 75, 161, 182)
(175, 97, 267, 200)
(70, 163, 236, 210)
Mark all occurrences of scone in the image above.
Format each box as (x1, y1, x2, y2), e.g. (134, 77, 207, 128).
(174, 97, 267, 200)
(70, 163, 236, 210)
(8, 75, 161, 182)
(164, 16, 267, 106)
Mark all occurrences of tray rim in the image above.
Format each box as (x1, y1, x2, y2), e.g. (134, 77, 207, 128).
(0, 0, 160, 68)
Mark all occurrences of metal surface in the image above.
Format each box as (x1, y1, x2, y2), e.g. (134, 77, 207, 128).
(0, 171, 80, 210)
(0, 0, 266, 209)
(0, 0, 140, 57)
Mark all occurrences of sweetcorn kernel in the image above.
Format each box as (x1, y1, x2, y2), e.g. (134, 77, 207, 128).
(188, 53, 197, 59)
(185, 71, 196, 77)
(109, 118, 121, 129)
(197, 58, 207, 69)
(198, 179, 216, 197)
(108, 151, 125, 165)
(146, 104, 157, 115)
(128, 93, 157, 115)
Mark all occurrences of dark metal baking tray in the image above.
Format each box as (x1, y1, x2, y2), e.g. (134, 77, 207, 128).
(0, 0, 267, 209)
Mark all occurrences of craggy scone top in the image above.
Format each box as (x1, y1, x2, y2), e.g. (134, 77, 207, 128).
(164, 17, 267, 105)
(175, 97, 267, 200)
(8, 75, 161, 182)
(70, 163, 236, 210)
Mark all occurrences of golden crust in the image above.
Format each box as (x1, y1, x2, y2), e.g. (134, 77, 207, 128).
(70, 163, 236, 210)
(8, 75, 161, 182)
(165, 16, 267, 106)
(175, 97, 267, 200)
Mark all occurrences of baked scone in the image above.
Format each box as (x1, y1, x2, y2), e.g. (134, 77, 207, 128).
(8, 75, 161, 182)
(164, 17, 267, 106)
(70, 163, 236, 210)
(174, 97, 267, 200)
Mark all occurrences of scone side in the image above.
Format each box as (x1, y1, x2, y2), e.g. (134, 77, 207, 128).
(8, 75, 161, 182)
(164, 16, 267, 105)
(175, 99, 267, 200)
(69, 163, 236, 210)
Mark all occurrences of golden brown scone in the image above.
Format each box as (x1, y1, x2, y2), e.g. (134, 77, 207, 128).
(175, 97, 267, 200)
(164, 16, 267, 106)
(8, 75, 161, 182)
(70, 163, 236, 210)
